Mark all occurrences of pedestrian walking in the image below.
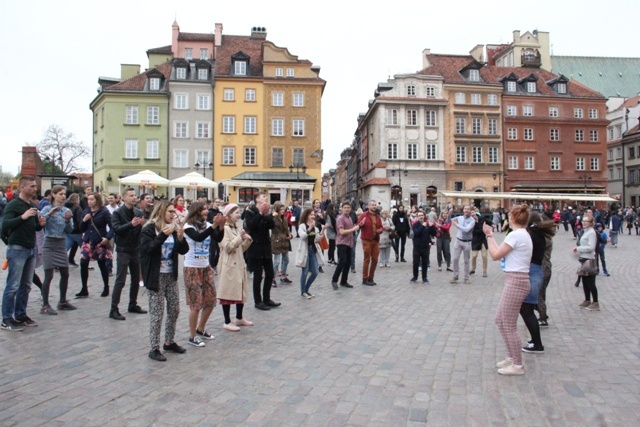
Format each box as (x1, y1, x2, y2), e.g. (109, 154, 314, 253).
(271, 202, 293, 285)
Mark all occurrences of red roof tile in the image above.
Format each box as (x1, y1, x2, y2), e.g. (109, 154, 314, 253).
(106, 62, 172, 92)
(215, 35, 265, 77)
(147, 45, 172, 54)
(178, 32, 215, 42)
(360, 178, 391, 188)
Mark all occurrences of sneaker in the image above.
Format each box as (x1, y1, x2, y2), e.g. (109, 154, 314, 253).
(148, 349, 167, 362)
(469, 270, 475, 275)
(603, 271, 610, 277)
(586, 302, 600, 311)
(188, 336, 205, 347)
(522, 343, 544, 353)
(450, 277, 459, 283)
(301, 292, 312, 299)
(538, 319, 549, 327)
(307, 292, 315, 298)
(498, 364, 525, 376)
(379, 263, 384, 268)
(496, 358, 513, 368)
(423, 278, 429, 284)
(41, 304, 58, 315)
(282, 277, 293, 284)
(464, 279, 472, 284)
(410, 277, 418, 283)
(163, 342, 187, 353)
(272, 280, 278, 288)
(1, 320, 24, 332)
(438, 267, 442, 271)
(196, 329, 215, 340)
(446, 267, 453, 272)
(331, 281, 339, 290)
(57, 301, 77, 311)
(15, 315, 37, 327)
(577, 300, 591, 309)
(234, 318, 253, 326)
(482, 271, 488, 278)
(223, 322, 240, 332)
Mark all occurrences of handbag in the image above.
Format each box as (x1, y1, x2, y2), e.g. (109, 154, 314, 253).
(389, 230, 398, 239)
(90, 218, 112, 248)
(577, 257, 597, 276)
(319, 234, 329, 251)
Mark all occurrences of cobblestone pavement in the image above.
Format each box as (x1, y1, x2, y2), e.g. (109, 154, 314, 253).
(1, 228, 639, 426)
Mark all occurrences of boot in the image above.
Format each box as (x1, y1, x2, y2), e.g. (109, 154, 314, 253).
(101, 285, 110, 297)
(75, 286, 89, 298)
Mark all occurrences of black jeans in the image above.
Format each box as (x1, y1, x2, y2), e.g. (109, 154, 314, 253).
(249, 258, 274, 304)
(394, 235, 407, 260)
(520, 302, 542, 347)
(582, 274, 598, 302)
(111, 251, 141, 311)
(328, 239, 336, 262)
(332, 244, 352, 284)
(209, 241, 220, 269)
(412, 244, 429, 280)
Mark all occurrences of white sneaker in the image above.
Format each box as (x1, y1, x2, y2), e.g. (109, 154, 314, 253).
(234, 318, 254, 326)
(498, 364, 525, 376)
(223, 322, 240, 332)
(496, 358, 513, 368)
(301, 292, 312, 299)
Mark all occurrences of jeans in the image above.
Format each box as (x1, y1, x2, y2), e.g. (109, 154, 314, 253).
(2, 245, 36, 322)
(249, 258, 274, 304)
(452, 239, 471, 279)
(111, 251, 141, 311)
(436, 237, 451, 268)
(332, 244, 352, 284)
(66, 233, 83, 262)
(350, 232, 359, 269)
(595, 247, 607, 272)
(610, 231, 618, 246)
(273, 252, 290, 277)
(379, 246, 391, 265)
(412, 244, 429, 280)
(300, 250, 319, 294)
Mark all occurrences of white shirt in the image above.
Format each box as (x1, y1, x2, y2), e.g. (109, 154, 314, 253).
(503, 228, 533, 273)
(183, 222, 211, 268)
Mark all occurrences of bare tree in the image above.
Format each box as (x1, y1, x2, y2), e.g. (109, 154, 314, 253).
(34, 124, 90, 174)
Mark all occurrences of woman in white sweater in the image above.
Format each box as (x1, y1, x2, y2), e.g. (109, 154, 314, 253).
(574, 215, 599, 311)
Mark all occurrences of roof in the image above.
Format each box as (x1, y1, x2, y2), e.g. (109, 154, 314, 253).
(551, 56, 640, 98)
(611, 95, 640, 112)
(146, 45, 172, 54)
(420, 54, 604, 98)
(215, 35, 265, 78)
(178, 32, 215, 42)
(360, 178, 391, 188)
(106, 62, 172, 92)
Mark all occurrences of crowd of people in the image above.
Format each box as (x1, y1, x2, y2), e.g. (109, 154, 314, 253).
(0, 178, 624, 369)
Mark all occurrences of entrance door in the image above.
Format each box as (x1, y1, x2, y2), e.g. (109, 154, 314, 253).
(410, 193, 418, 207)
(270, 193, 280, 205)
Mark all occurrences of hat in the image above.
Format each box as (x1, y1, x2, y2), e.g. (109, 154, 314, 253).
(223, 203, 238, 216)
(596, 222, 603, 227)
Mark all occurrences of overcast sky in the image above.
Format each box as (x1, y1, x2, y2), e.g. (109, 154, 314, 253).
(2, 0, 640, 177)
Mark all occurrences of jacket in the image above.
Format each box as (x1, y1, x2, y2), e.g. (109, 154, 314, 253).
(392, 211, 411, 237)
(111, 204, 144, 253)
(295, 223, 325, 268)
(139, 223, 189, 290)
(271, 214, 291, 254)
(217, 225, 253, 302)
(243, 205, 275, 259)
(65, 201, 84, 234)
(357, 211, 384, 241)
(411, 221, 436, 247)
(80, 207, 114, 245)
(379, 217, 395, 248)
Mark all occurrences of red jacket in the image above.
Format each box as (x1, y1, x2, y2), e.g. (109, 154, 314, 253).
(357, 212, 384, 241)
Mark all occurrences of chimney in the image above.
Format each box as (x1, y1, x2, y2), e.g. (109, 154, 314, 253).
(215, 23, 223, 47)
(172, 20, 180, 57)
(120, 64, 140, 80)
(250, 26, 267, 40)
(513, 30, 520, 42)
(422, 49, 431, 70)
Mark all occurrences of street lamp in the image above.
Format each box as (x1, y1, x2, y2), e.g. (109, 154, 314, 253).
(390, 167, 408, 205)
(578, 174, 592, 193)
(194, 161, 213, 178)
(289, 164, 307, 205)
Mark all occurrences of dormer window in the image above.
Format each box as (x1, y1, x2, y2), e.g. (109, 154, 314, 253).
(231, 51, 250, 77)
(469, 69, 480, 82)
(198, 68, 208, 80)
(176, 68, 187, 79)
(407, 84, 416, 97)
(507, 81, 517, 92)
(527, 82, 536, 93)
(557, 83, 567, 94)
(150, 78, 160, 90)
(235, 61, 247, 76)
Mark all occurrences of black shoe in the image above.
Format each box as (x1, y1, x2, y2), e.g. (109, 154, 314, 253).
(255, 302, 271, 311)
(423, 278, 429, 284)
(469, 271, 475, 275)
(109, 310, 125, 321)
(101, 286, 109, 297)
(340, 282, 353, 288)
(396, 257, 399, 262)
(362, 279, 375, 286)
(401, 259, 407, 262)
(410, 277, 418, 283)
(148, 349, 167, 362)
(538, 319, 549, 327)
(75, 290, 89, 298)
(331, 281, 339, 290)
(68, 261, 78, 267)
(265, 300, 281, 307)
(128, 305, 148, 314)
(163, 342, 187, 354)
(318, 267, 324, 273)
(446, 267, 453, 272)
(369, 279, 377, 286)
(522, 344, 544, 353)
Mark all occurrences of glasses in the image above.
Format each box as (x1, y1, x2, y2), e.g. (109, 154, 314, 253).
(167, 210, 177, 215)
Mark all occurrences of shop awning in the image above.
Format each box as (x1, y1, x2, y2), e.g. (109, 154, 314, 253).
(439, 191, 617, 202)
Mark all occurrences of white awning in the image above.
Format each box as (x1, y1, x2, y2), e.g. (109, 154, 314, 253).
(221, 180, 315, 190)
(439, 191, 617, 202)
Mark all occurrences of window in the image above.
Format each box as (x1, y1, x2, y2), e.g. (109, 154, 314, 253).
(245, 89, 256, 102)
(472, 146, 483, 163)
(293, 149, 304, 166)
(508, 156, 518, 169)
(488, 147, 499, 163)
(556, 83, 567, 94)
(426, 144, 437, 160)
(630, 147, 636, 159)
(174, 122, 188, 138)
(551, 157, 560, 170)
(239, 188, 259, 203)
(524, 128, 534, 140)
(176, 68, 187, 79)
(406, 110, 418, 126)
(471, 93, 481, 105)
(275, 68, 283, 77)
(545, 107, 558, 118)
(200, 48, 208, 60)
(174, 149, 187, 168)
(407, 143, 418, 160)
(608, 127, 614, 140)
(184, 48, 192, 59)
(523, 105, 533, 116)
(526, 82, 536, 93)
(469, 69, 480, 81)
(524, 156, 534, 170)
(125, 105, 138, 124)
(550, 128, 559, 141)
(293, 119, 305, 136)
(589, 130, 599, 142)
(271, 148, 284, 167)
(472, 118, 482, 135)
(196, 122, 211, 139)
(195, 150, 209, 165)
(244, 117, 257, 134)
(286, 68, 294, 77)
(387, 109, 398, 125)
(590, 157, 600, 170)
(456, 146, 467, 163)
(588, 108, 598, 119)
(222, 116, 235, 134)
(426, 86, 436, 98)
(487, 94, 498, 105)
(272, 119, 284, 136)
(146, 140, 159, 159)
(222, 147, 235, 165)
(455, 117, 466, 134)
(146, 106, 159, 125)
(576, 157, 585, 170)
(175, 94, 188, 109)
(631, 170, 638, 184)
(197, 94, 211, 110)
(234, 61, 247, 76)
(125, 139, 138, 158)
(575, 129, 584, 142)
(574, 108, 584, 118)
(455, 93, 465, 104)
(507, 128, 517, 140)
(272, 92, 284, 106)
(507, 105, 517, 116)
(223, 89, 235, 101)
(293, 93, 304, 107)
(388, 144, 398, 159)
(149, 78, 160, 90)
(608, 149, 613, 160)
(407, 84, 416, 96)
(507, 81, 516, 92)
(488, 118, 498, 135)
(454, 181, 464, 191)
(425, 110, 437, 127)
(244, 147, 256, 165)
(609, 168, 614, 179)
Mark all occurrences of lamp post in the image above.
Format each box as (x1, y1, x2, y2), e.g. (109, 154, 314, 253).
(289, 164, 307, 205)
(390, 166, 408, 205)
(578, 174, 591, 194)
(195, 161, 213, 178)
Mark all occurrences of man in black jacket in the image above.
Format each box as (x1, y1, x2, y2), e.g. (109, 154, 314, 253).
(392, 205, 410, 262)
(109, 188, 146, 320)
(243, 192, 280, 310)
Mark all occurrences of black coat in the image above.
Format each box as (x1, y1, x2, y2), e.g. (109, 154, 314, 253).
(111, 205, 144, 253)
(139, 223, 189, 290)
(80, 207, 114, 245)
(243, 205, 275, 259)
(392, 211, 411, 237)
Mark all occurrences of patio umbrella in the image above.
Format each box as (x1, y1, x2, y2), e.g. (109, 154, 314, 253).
(118, 170, 170, 186)
(169, 172, 218, 200)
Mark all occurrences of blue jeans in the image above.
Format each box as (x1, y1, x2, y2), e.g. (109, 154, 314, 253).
(524, 263, 543, 304)
(300, 251, 319, 294)
(2, 245, 36, 322)
(273, 252, 289, 277)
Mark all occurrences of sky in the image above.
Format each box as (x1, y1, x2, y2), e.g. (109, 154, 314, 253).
(2, 0, 640, 177)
